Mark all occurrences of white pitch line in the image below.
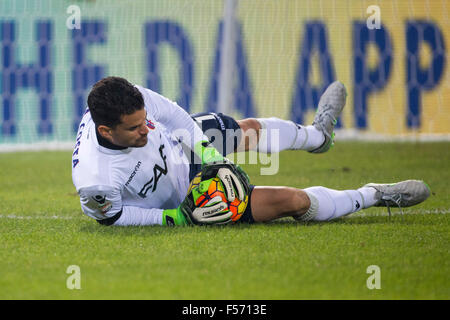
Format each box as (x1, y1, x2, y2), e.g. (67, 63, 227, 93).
(347, 209, 450, 218)
(0, 210, 448, 221)
(0, 214, 78, 220)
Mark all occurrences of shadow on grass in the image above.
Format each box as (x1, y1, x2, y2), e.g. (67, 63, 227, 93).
(78, 219, 255, 238)
(78, 212, 443, 237)
(259, 213, 442, 227)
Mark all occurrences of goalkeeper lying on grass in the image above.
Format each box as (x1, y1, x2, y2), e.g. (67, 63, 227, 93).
(71, 77, 430, 226)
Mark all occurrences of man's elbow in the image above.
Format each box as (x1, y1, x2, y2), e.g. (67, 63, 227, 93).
(96, 210, 123, 226)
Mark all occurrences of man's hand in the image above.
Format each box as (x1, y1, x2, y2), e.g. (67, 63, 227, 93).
(195, 140, 225, 165)
(195, 139, 251, 200)
(201, 161, 251, 202)
(163, 187, 232, 226)
(216, 167, 245, 201)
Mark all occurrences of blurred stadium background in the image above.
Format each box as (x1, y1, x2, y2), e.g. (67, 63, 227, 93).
(0, 0, 449, 151)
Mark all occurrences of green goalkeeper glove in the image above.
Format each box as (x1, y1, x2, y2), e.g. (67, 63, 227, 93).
(162, 182, 232, 226)
(162, 207, 189, 226)
(194, 140, 226, 165)
(194, 140, 251, 198)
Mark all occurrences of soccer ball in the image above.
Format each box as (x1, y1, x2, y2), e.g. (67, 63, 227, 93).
(187, 171, 248, 222)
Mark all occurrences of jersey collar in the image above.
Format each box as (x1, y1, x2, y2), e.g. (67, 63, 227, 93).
(95, 125, 127, 150)
(92, 125, 132, 155)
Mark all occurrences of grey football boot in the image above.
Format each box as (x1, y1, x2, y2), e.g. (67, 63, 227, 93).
(309, 81, 347, 153)
(364, 180, 431, 216)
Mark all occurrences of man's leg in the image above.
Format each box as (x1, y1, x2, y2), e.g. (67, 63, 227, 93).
(236, 118, 326, 153)
(248, 186, 311, 222)
(236, 81, 347, 153)
(249, 180, 430, 222)
(249, 185, 377, 222)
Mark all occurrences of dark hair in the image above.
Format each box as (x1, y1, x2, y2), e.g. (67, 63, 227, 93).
(87, 76, 144, 127)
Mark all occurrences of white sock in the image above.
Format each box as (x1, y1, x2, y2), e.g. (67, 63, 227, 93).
(256, 117, 324, 153)
(301, 186, 378, 221)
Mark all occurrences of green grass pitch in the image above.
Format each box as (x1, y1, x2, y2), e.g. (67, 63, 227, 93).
(0, 142, 449, 299)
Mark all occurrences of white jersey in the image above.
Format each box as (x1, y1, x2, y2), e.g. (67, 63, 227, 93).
(71, 86, 206, 225)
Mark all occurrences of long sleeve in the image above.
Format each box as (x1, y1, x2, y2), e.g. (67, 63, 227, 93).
(137, 85, 208, 150)
(112, 205, 163, 226)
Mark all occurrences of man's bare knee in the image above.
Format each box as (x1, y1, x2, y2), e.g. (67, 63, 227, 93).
(237, 118, 261, 151)
(294, 189, 311, 215)
(237, 118, 261, 133)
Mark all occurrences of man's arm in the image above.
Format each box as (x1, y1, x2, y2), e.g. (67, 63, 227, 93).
(138, 86, 247, 165)
(138, 86, 250, 205)
(138, 86, 207, 151)
(98, 206, 165, 226)
(78, 184, 232, 227)
(78, 185, 164, 226)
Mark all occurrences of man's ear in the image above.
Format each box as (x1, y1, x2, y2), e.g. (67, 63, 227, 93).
(97, 125, 113, 140)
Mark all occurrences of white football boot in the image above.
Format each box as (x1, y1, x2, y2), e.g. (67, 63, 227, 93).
(309, 81, 347, 153)
(364, 180, 431, 216)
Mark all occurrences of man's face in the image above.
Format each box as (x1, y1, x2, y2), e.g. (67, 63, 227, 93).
(108, 108, 149, 148)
